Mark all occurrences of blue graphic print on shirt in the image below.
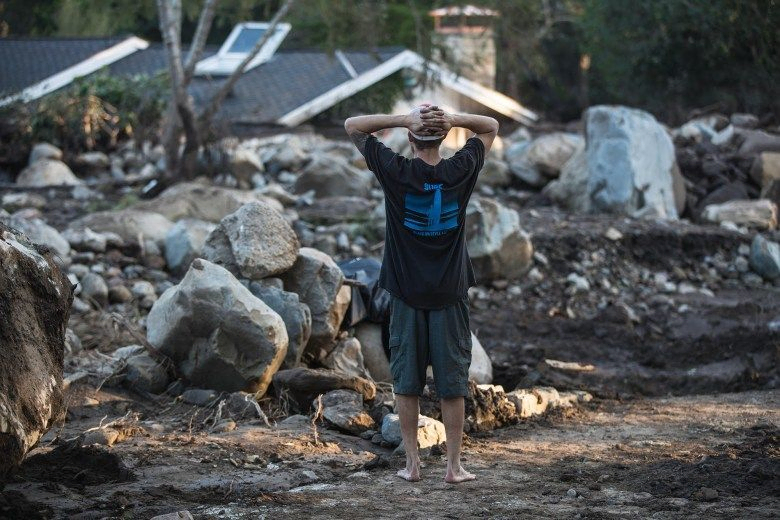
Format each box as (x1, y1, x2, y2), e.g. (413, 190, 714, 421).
(403, 182, 459, 236)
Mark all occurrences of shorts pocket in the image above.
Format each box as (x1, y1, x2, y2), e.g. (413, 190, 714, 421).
(457, 334, 473, 376)
(389, 335, 403, 378)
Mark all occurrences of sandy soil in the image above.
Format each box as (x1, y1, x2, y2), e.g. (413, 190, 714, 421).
(2, 387, 777, 520)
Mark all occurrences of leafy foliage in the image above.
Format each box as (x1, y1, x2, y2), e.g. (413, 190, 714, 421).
(580, 0, 780, 121)
(0, 72, 168, 170)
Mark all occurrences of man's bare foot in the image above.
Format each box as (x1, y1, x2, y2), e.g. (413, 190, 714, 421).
(396, 467, 421, 482)
(445, 467, 476, 483)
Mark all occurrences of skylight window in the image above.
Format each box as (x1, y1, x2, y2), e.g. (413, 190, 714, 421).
(226, 27, 267, 54)
(195, 22, 291, 76)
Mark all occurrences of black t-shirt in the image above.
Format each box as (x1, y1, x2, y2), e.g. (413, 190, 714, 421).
(362, 135, 485, 309)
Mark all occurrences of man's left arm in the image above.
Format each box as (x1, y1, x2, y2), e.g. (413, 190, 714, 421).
(344, 112, 432, 154)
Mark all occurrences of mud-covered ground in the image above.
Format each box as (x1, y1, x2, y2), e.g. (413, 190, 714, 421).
(2, 197, 779, 519)
(2, 387, 778, 519)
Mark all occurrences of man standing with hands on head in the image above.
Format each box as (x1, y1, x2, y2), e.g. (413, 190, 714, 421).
(345, 105, 498, 483)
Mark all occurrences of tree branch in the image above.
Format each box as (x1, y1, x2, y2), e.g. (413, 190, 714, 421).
(183, 0, 220, 84)
(199, 0, 295, 125)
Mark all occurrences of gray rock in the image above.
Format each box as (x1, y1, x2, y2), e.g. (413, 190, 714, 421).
(477, 158, 511, 189)
(353, 323, 392, 383)
(224, 391, 265, 420)
(202, 202, 299, 280)
(465, 197, 533, 281)
(293, 154, 373, 198)
(750, 152, 780, 196)
(525, 132, 583, 178)
(131, 280, 156, 300)
(315, 389, 364, 409)
(0, 223, 70, 473)
(147, 259, 288, 395)
(1, 193, 46, 212)
(279, 248, 349, 360)
(380, 413, 445, 448)
(132, 182, 283, 223)
(124, 352, 169, 394)
(272, 367, 376, 411)
(297, 196, 375, 224)
(322, 402, 375, 435)
(321, 336, 370, 379)
(82, 428, 119, 447)
(229, 148, 265, 188)
(74, 151, 110, 172)
(71, 209, 173, 248)
(62, 227, 107, 253)
(248, 282, 312, 368)
(702, 200, 778, 230)
(750, 234, 780, 279)
(730, 113, 759, 128)
(737, 129, 780, 156)
(181, 388, 218, 406)
(164, 219, 216, 274)
(469, 332, 492, 384)
(64, 328, 82, 356)
(16, 159, 82, 187)
(506, 141, 546, 187)
(0, 215, 70, 259)
(545, 105, 679, 219)
(108, 285, 133, 304)
(149, 511, 194, 520)
(28, 142, 62, 164)
(80, 273, 108, 307)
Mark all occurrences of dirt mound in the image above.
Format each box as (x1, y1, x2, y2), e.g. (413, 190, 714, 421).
(13, 444, 135, 488)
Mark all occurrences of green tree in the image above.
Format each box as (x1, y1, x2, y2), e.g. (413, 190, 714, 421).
(580, 0, 780, 122)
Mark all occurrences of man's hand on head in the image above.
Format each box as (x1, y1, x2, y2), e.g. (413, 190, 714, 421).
(421, 108, 452, 136)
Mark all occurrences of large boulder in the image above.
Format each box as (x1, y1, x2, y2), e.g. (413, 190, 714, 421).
(132, 182, 282, 222)
(202, 201, 299, 279)
(505, 141, 545, 187)
(293, 154, 374, 198)
(279, 248, 350, 360)
(0, 215, 70, 259)
(545, 106, 679, 218)
(505, 133, 583, 187)
(1, 223, 72, 474)
(525, 132, 583, 178)
(248, 281, 312, 368)
(71, 209, 173, 247)
(321, 336, 371, 379)
(465, 197, 533, 281)
(28, 142, 62, 164)
(749, 234, 780, 280)
(353, 322, 392, 383)
(16, 159, 82, 187)
(146, 259, 288, 395)
(164, 219, 216, 275)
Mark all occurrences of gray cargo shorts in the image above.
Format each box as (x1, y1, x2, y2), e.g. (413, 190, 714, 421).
(388, 295, 472, 399)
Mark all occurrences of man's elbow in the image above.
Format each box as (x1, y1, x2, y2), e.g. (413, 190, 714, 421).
(344, 118, 357, 134)
(489, 117, 499, 133)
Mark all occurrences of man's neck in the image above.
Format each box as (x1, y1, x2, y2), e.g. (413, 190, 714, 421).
(413, 148, 442, 166)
